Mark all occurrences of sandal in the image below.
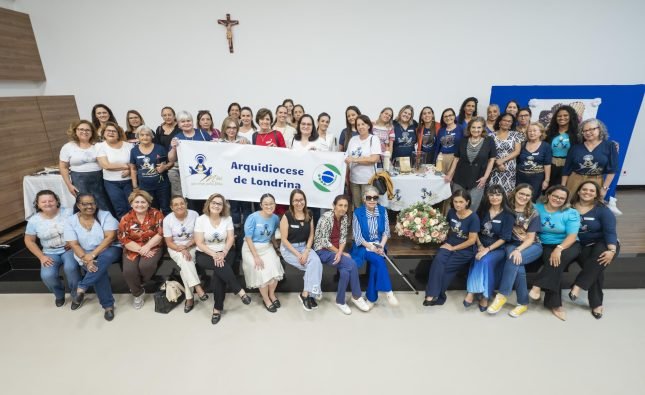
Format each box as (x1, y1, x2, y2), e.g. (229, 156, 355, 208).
(184, 300, 195, 313)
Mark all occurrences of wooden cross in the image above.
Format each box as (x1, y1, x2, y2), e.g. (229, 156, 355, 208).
(218, 13, 239, 53)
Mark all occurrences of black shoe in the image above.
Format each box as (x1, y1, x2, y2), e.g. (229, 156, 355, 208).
(240, 294, 252, 305)
(55, 298, 65, 307)
(423, 297, 440, 307)
(568, 290, 578, 302)
(309, 297, 319, 309)
(299, 294, 312, 311)
(71, 293, 85, 310)
(199, 293, 209, 302)
(478, 304, 488, 312)
(591, 309, 603, 319)
(184, 300, 195, 313)
(463, 299, 473, 308)
(264, 302, 277, 313)
(104, 309, 115, 321)
(211, 312, 222, 325)
(272, 298, 281, 309)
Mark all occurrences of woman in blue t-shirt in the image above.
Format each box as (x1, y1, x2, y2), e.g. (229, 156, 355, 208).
(464, 184, 514, 311)
(435, 108, 464, 173)
(392, 105, 417, 163)
(569, 181, 619, 319)
(424, 189, 479, 306)
(129, 125, 172, 214)
(516, 122, 553, 201)
(528, 185, 582, 321)
(545, 105, 579, 187)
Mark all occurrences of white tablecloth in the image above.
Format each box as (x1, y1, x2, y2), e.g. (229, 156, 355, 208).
(23, 174, 76, 219)
(379, 173, 451, 211)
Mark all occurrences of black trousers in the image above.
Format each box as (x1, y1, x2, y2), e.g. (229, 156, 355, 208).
(533, 243, 582, 308)
(574, 242, 620, 309)
(196, 250, 242, 311)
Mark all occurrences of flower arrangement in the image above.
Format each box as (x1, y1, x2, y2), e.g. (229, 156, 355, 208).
(395, 202, 448, 244)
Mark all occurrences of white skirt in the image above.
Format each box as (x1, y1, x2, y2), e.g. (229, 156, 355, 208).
(241, 241, 284, 289)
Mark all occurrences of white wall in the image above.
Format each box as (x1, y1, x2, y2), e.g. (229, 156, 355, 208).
(2, 0, 645, 183)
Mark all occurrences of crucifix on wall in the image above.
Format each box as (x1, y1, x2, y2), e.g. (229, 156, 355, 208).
(218, 13, 239, 53)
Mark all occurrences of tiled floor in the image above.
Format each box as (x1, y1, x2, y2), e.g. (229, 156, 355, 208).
(1, 290, 644, 395)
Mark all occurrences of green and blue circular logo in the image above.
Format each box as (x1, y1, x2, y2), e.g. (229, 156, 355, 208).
(313, 164, 341, 192)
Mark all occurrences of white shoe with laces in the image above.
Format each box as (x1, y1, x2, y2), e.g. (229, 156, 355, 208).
(351, 296, 371, 312)
(386, 291, 399, 306)
(336, 303, 351, 315)
(133, 290, 145, 309)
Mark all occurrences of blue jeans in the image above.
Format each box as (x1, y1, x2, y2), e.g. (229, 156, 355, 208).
(78, 246, 121, 309)
(317, 249, 362, 305)
(280, 242, 323, 295)
(40, 250, 80, 300)
(140, 182, 171, 215)
(70, 170, 112, 213)
(103, 179, 133, 219)
(498, 243, 543, 305)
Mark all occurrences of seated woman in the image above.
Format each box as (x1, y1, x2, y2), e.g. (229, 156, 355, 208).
(64, 193, 121, 321)
(117, 190, 165, 310)
(279, 189, 323, 311)
(242, 193, 284, 313)
(314, 195, 370, 315)
(194, 193, 251, 325)
(163, 195, 208, 313)
(464, 185, 514, 311)
(351, 186, 398, 307)
(24, 190, 80, 307)
(569, 181, 619, 319)
(424, 189, 479, 306)
(528, 185, 582, 321)
(487, 184, 543, 317)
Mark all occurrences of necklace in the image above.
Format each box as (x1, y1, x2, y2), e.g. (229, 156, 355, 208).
(469, 137, 483, 147)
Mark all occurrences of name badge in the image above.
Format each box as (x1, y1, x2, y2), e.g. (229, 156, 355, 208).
(290, 224, 300, 229)
(492, 220, 502, 223)
(583, 217, 595, 221)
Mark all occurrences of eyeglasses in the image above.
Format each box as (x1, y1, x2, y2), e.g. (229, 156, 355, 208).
(210, 202, 223, 207)
(582, 127, 599, 133)
(77, 128, 92, 132)
(516, 192, 532, 198)
(293, 199, 305, 204)
(550, 195, 567, 201)
(226, 126, 237, 130)
(365, 196, 379, 201)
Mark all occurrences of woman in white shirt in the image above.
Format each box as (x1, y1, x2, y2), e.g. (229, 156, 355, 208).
(96, 122, 133, 219)
(290, 114, 319, 151)
(59, 120, 112, 212)
(345, 115, 382, 208)
(316, 112, 337, 152)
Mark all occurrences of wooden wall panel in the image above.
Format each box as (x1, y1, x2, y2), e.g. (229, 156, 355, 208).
(0, 96, 79, 231)
(0, 8, 45, 81)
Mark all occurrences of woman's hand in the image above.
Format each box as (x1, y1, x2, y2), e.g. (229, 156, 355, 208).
(181, 249, 192, 262)
(475, 247, 489, 260)
(81, 253, 94, 266)
(598, 250, 616, 266)
(510, 249, 523, 265)
(299, 249, 309, 265)
(121, 169, 130, 178)
(39, 255, 54, 267)
(542, 180, 549, 191)
(156, 163, 168, 174)
(333, 250, 342, 265)
(213, 251, 225, 267)
(476, 177, 487, 189)
(86, 261, 98, 273)
(440, 243, 453, 251)
(67, 184, 79, 197)
(443, 174, 453, 183)
(345, 157, 354, 165)
(549, 248, 562, 267)
(253, 256, 264, 270)
(139, 244, 152, 257)
(170, 138, 179, 149)
(496, 163, 506, 172)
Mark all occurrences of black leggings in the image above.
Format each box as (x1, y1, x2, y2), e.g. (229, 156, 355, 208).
(533, 243, 582, 308)
(573, 242, 620, 309)
(196, 250, 243, 311)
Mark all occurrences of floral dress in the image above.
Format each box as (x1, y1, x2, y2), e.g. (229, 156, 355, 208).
(490, 131, 523, 194)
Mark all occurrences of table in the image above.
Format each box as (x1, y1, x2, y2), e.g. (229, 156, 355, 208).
(23, 174, 76, 219)
(379, 172, 451, 211)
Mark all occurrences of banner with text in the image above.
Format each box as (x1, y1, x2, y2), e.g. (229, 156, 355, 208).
(177, 141, 347, 208)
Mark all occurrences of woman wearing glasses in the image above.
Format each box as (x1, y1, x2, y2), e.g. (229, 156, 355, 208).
(345, 115, 382, 209)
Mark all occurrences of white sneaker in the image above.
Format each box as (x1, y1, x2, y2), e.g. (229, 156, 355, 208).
(336, 303, 351, 315)
(133, 290, 145, 309)
(608, 197, 623, 216)
(386, 291, 399, 306)
(351, 296, 370, 312)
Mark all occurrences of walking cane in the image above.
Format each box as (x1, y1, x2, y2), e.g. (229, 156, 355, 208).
(374, 244, 418, 294)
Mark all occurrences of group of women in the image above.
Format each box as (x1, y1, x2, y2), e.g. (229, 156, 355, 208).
(425, 180, 618, 320)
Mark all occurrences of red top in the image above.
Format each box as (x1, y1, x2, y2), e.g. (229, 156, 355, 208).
(254, 130, 286, 148)
(118, 208, 164, 260)
(330, 215, 341, 249)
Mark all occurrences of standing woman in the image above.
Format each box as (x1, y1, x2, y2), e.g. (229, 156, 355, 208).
(154, 106, 182, 198)
(279, 189, 323, 311)
(351, 186, 398, 306)
(489, 112, 522, 195)
(569, 181, 619, 319)
(528, 185, 581, 321)
(163, 195, 208, 313)
(457, 97, 478, 129)
(283, 98, 295, 126)
(434, 108, 464, 173)
(227, 102, 241, 121)
(515, 108, 532, 141)
(345, 115, 381, 209)
(91, 104, 117, 140)
(253, 108, 287, 148)
(416, 106, 439, 165)
(545, 105, 579, 187)
(338, 106, 361, 152)
(292, 104, 305, 127)
(220, 116, 249, 144)
(562, 118, 618, 200)
(96, 122, 134, 219)
(238, 106, 257, 142)
(487, 184, 543, 317)
(516, 122, 552, 201)
(485, 104, 500, 135)
(315, 112, 337, 152)
(464, 185, 514, 311)
(314, 195, 371, 314)
(392, 105, 417, 163)
(444, 117, 497, 212)
(424, 189, 479, 306)
(65, 193, 121, 321)
(291, 114, 319, 151)
(504, 100, 520, 117)
(124, 110, 145, 143)
(196, 110, 221, 140)
(242, 193, 284, 313)
(25, 190, 80, 307)
(194, 193, 252, 324)
(118, 190, 165, 310)
(372, 107, 394, 157)
(273, 105, 296, 147)
(129, 125, 172, 214)
(59, 120, 111, 213)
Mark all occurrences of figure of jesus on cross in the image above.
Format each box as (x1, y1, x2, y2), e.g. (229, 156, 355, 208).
(218, 13, 239, 53)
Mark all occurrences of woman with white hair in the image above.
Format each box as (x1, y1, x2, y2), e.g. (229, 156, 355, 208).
(129, 125, 172, 214)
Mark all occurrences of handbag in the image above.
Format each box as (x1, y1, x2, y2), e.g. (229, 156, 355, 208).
(154, 280, 186, 314)
(368, 135, 388, 196)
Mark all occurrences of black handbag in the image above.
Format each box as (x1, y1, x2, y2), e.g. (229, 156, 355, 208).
(154, 288, 185, 314)
(370, 174, 388, 195)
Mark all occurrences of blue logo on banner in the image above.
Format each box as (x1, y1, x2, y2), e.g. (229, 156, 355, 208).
(313, 164, 341, 192)
(189, 154, 212, 176)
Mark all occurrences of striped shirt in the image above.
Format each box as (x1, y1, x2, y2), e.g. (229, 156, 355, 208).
(352, 207, 390, 246)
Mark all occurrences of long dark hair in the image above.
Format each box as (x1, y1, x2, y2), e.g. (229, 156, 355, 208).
(294, 114, 319, 142)
(288, 189, 311, 223)
(457, 97, 478, 124)
(477, 184, 509, 218)
(341, 106, 361, 152)
(546, 105, 579, 145)
(570, 180, 606, 207)
(91, 104, 117, 128)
